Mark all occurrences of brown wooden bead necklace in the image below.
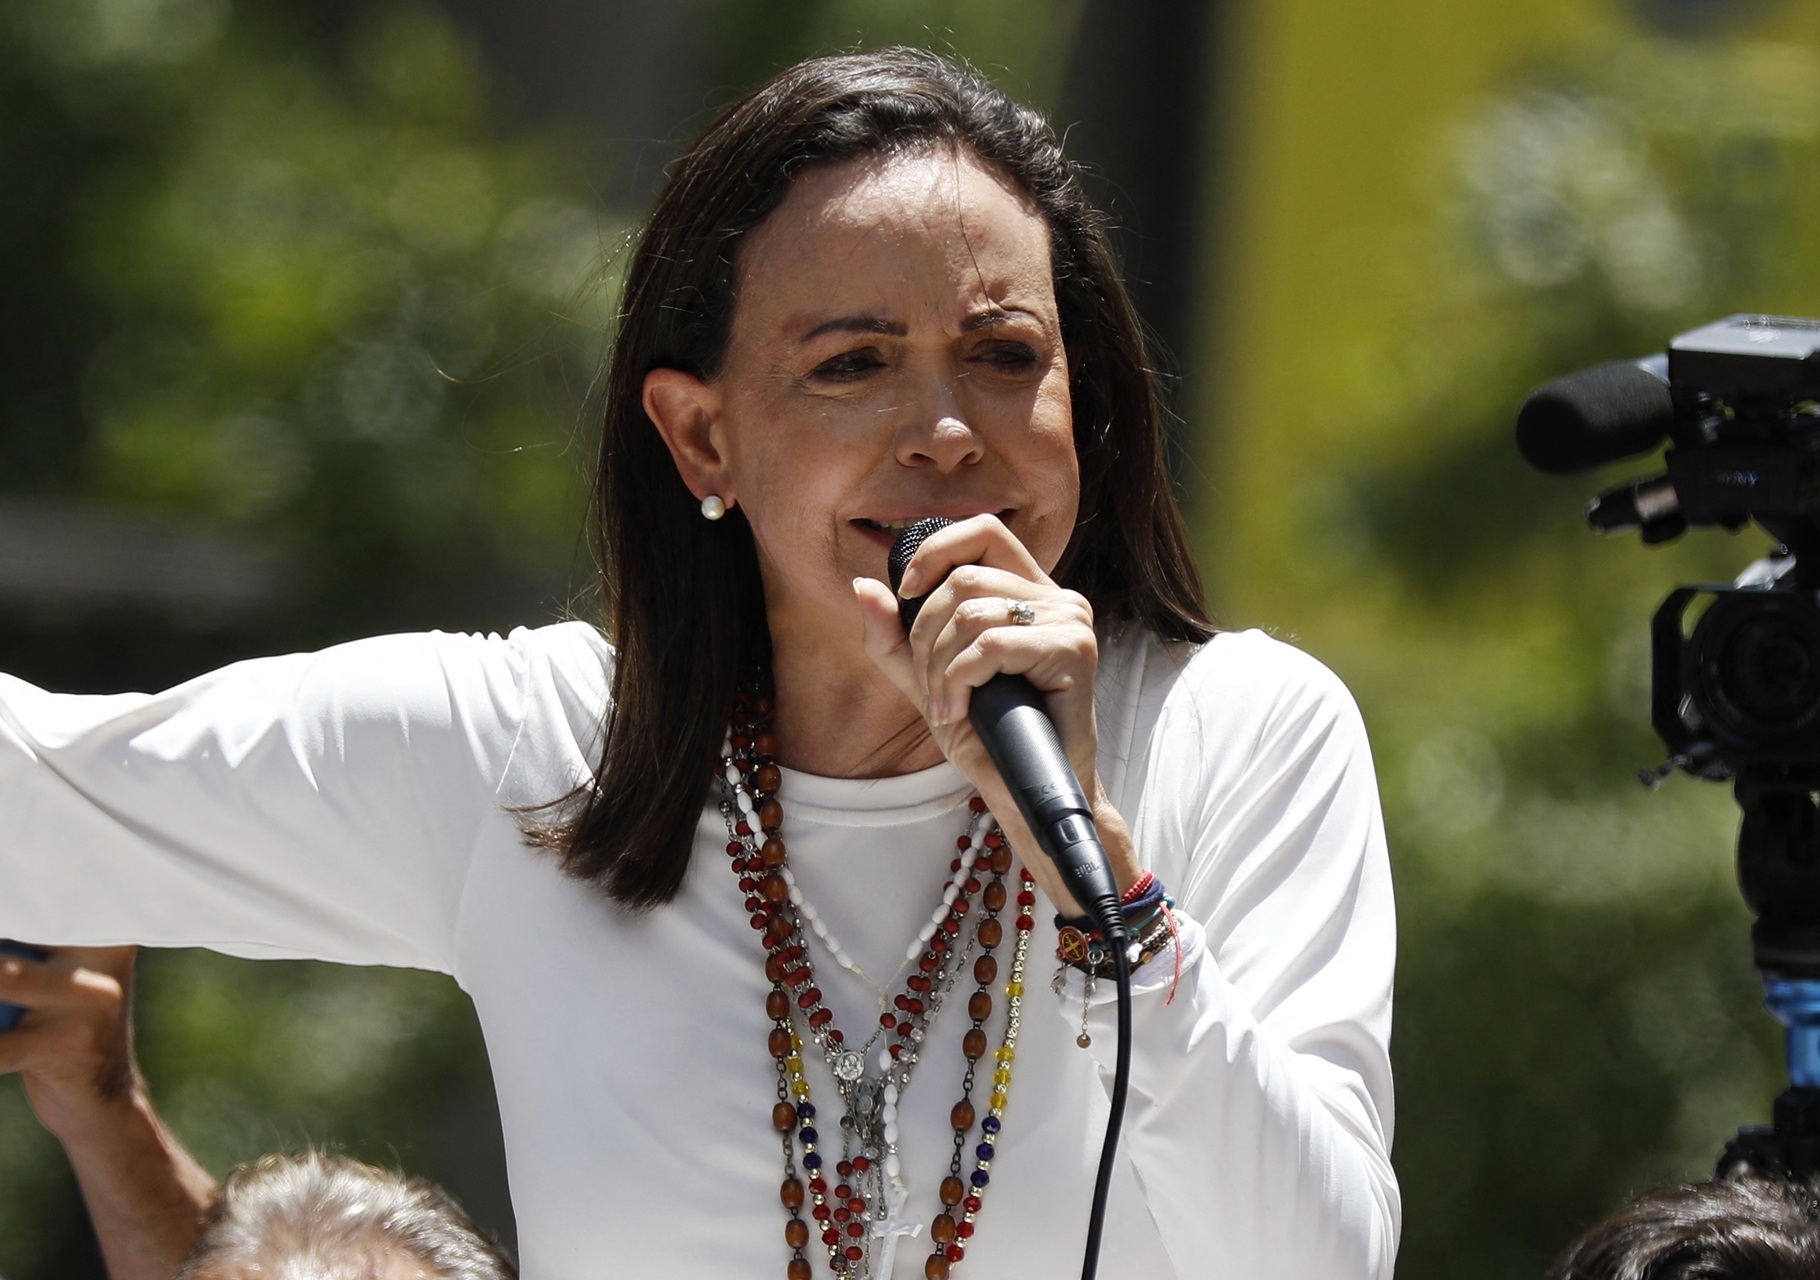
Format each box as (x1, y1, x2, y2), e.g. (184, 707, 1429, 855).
(720, 686, 1036, 1280)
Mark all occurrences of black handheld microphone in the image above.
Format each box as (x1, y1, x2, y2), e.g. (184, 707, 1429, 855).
(888, 517, 1133, 1280)
(887, 518, 1127, 945)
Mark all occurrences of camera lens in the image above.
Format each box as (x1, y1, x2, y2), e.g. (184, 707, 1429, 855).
(1725, 617, 1817, 722)
(1694, 594, 1820, 739)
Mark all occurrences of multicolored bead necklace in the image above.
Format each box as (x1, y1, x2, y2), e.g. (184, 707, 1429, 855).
(719, 686, 1036, 1280)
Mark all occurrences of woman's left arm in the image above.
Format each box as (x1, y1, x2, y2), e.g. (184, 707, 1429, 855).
(1070, 644, 1399, 1279)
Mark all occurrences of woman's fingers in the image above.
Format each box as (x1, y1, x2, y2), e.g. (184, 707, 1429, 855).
(896, 514, 1047, 600)
(917, 568, 1094, 726)
(864, 511, 1102, 818)
(871, 515, 1100, 767)
(942, 610, 1095, 703)
(854, 577, 922, 710)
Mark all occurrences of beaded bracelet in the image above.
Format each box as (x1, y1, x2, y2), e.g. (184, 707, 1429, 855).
(1050, 872, 1187, 1043)
(1050, 893, 1185, 1048)
(1054, 903, 1175, 979)
(1053, 872, 1166, 934)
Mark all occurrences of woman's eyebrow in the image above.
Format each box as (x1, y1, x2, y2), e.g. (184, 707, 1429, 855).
(797, 307, 1040, 343)
(961, 306, 1037, 332)
(800, 315, 907, 342)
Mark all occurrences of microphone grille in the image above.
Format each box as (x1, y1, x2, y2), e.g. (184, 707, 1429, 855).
(887, 517, 954, 595)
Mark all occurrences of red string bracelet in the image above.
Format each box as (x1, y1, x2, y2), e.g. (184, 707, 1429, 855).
(1121, 871, 1155, 906)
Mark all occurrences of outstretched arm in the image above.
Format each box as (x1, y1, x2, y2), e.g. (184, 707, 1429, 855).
(0, 946, 217, 1280)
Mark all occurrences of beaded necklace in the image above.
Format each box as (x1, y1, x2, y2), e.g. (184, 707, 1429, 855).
(719, 687, 1035, 1280)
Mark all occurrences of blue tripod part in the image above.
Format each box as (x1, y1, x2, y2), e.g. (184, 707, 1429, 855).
(1763, 976, 1820, 1089)
(0, 941, 47, 1032)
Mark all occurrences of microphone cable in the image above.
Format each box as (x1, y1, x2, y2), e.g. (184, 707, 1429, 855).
(1081, 940, 1133, 1280)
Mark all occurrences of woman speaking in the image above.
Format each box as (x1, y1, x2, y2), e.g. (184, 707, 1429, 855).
(0, 49, 1397, 1280)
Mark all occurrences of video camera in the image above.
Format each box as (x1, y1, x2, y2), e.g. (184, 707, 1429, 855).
(1517, 314, 1820, 1180)
(1521, 316, 1820, 778)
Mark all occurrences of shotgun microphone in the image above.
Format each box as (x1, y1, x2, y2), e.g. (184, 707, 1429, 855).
(1515, 355, 1673, 475)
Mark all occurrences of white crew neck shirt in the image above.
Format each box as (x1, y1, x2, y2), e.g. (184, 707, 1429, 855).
(0, 622, 1398, 1279)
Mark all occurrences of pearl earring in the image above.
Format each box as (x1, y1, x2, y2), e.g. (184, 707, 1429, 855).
(701, 495, 727, 521)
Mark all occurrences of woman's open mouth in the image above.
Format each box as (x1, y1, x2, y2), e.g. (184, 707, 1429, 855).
(855, 510, 1015, 538)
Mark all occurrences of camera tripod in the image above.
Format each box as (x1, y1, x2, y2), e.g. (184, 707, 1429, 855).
(1715, 763, 1820, 1181)
(1649, 557, 1820, 1181)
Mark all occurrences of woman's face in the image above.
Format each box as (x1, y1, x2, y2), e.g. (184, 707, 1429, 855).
(656, 146, 1078, 644)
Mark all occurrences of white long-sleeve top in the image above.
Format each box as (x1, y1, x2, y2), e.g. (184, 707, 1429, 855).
(0, 621, 1397, 1279)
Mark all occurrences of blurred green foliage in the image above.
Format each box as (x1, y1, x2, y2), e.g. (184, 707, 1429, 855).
(1208, 29, 1820, 1280)
(0, 0, 610, 638)
(700, 0, 1084, 110)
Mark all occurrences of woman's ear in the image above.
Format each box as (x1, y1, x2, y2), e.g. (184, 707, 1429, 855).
(643, 368, 730, 506)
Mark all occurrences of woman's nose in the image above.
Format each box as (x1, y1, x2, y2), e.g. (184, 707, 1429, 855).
(895, 383, 985, 473)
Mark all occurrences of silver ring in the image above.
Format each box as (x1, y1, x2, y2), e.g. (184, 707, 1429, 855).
(1006, 599, 1036, 626)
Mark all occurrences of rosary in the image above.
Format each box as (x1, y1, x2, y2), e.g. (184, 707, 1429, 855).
(719, 686, 1035, 1280)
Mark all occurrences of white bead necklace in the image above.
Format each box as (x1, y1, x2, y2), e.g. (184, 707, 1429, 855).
(782, 814, 988, 1021)
(726, 741, 987, 1008)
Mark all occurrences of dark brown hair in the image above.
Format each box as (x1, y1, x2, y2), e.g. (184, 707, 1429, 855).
(1545, 1174, 1820, 1280)
(543, 47, 1214, 909)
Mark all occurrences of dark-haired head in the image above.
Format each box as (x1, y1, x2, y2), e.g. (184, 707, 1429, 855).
(541, 47, 1213, 908)
(1546, 1173, 1820, 1280)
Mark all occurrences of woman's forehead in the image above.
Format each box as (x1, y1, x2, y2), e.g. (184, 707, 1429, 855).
(779, 146, 1036, 227)
(734, 147, 1054, 331)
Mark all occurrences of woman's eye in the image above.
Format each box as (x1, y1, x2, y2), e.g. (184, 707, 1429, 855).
(976, 342, 1039, 370)
(812, 349, 885, 380)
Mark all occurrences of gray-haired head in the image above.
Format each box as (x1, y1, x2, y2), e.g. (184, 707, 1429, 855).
(176, 1149, 515, 1280)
